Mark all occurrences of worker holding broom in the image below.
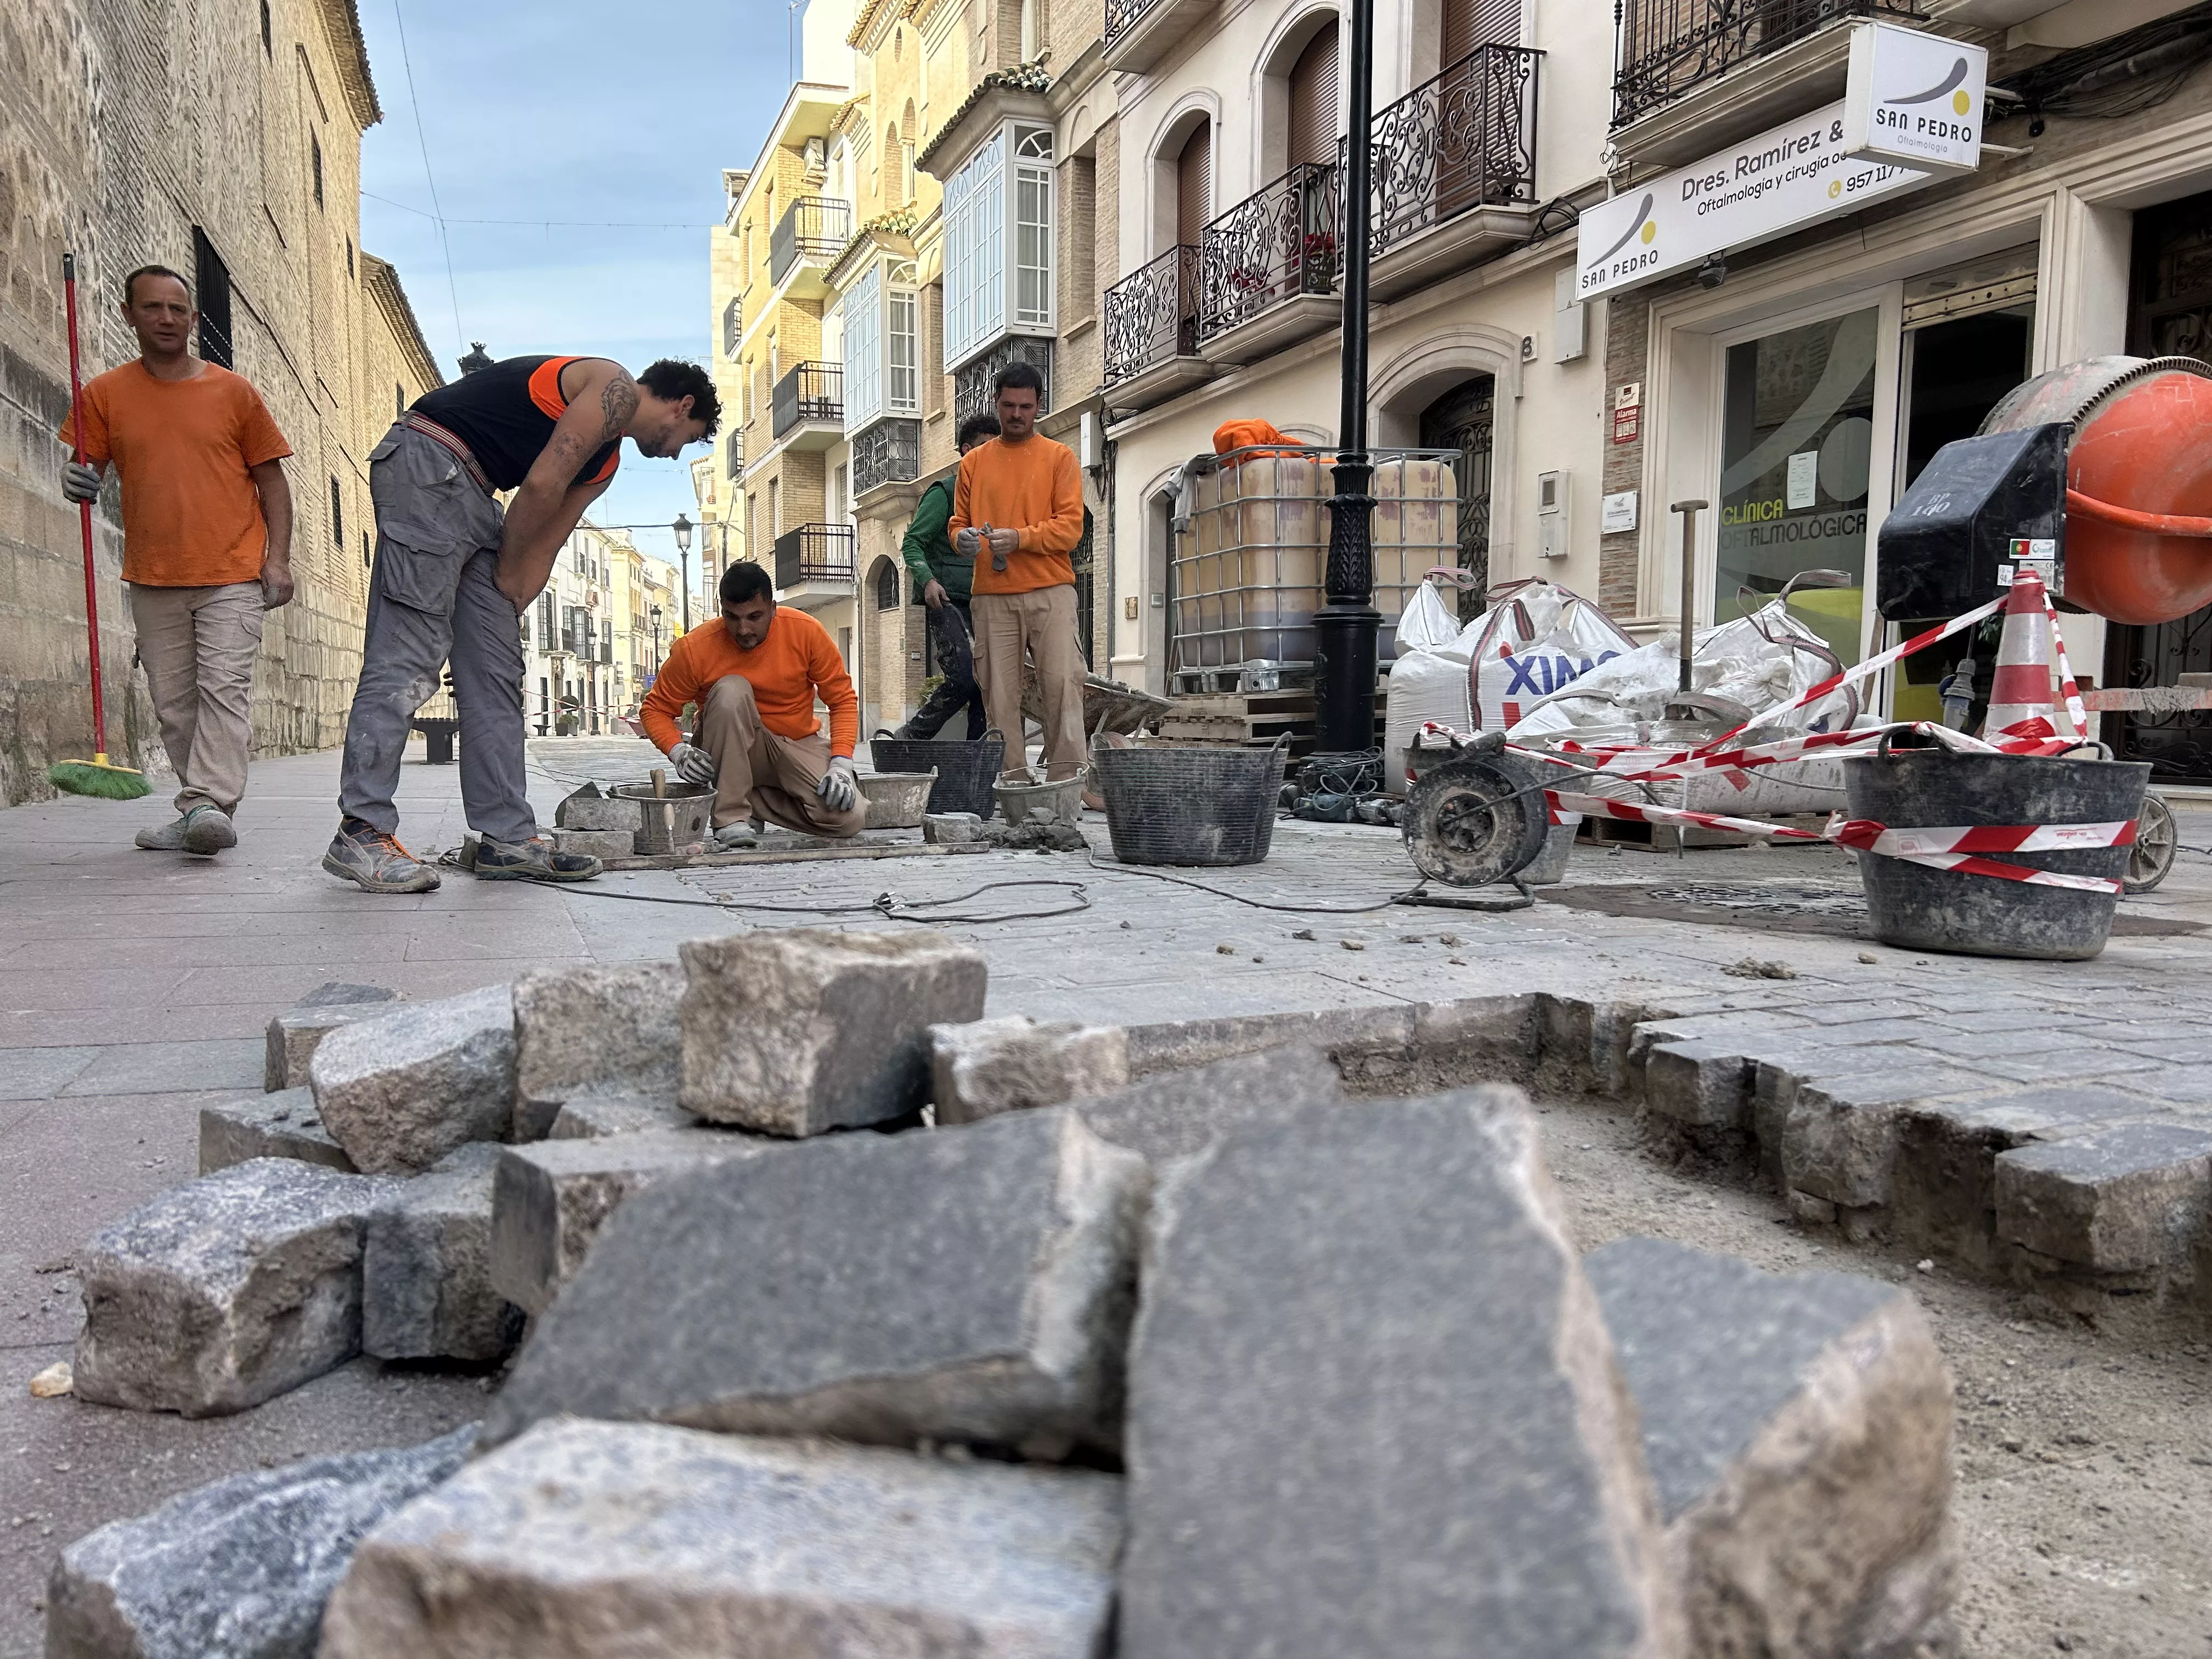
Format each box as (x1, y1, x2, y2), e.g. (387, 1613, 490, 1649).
(57, 264, 295, 854)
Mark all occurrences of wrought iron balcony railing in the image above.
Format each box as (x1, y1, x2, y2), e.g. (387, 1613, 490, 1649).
(1104, 0, 1161, 49)
(769, 195, 853, 284)
(772, 523, 856, 589)
(771, 361, 843, 439)
(1613, 0, 1926, 128)
(953, 337, 1053, 431)
(1104, 245, 1202, 385)
(1366, 44, 1540, 260)
(852, 417, 922, 496)
(1198, 162, 1342, 341)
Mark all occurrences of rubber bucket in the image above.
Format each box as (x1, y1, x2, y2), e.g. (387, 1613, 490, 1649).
(870, 728, 1005, 819)
(1842, 737, 2149, 961)
(1093, 736, 1289, 867)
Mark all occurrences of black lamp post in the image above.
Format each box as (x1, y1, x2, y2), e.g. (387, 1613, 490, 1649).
(1312, 0, 1380, 775)
(673, 513, 694, 633)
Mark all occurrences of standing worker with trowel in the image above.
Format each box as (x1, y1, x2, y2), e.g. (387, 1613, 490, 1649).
(892, 413, 1000, 740)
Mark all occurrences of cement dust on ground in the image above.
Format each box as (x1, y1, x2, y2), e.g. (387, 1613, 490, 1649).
(1538, 1092, 2212, 1659)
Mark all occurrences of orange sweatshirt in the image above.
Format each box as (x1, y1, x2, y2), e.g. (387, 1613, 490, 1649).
(950, 433, 1084, 595)
(639, 608, 859, 757)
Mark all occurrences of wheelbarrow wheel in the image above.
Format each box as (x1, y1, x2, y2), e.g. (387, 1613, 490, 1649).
(2125, 791, 2177, 895)
(1402, 752, 1550, 888)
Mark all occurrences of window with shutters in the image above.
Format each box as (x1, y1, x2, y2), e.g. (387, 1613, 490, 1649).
(722, 297, 741, 357)
(1176, 121, 1212, 249)
(944, 124, 1055, 367)
(1441, 0, 1519, 63)
(538, 594, 556, 647)
(1288, 21, 1341, 171)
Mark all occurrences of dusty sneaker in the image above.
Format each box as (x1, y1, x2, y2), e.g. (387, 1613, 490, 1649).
(712, 821, 760, 849)
(181, 804, 237, 854)
(475, 835, 602, 883)
(134, 815, 190, 851)
(323, 821, 442, 893)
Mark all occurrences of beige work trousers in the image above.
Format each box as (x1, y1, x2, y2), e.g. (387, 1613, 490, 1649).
(695, 674, 865, 837)
(127, 581, 265, 816)
(972, 584, 1086, 778)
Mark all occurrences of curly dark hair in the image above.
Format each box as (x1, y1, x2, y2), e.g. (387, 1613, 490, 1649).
(637, 359, 721, 438)
(956, 413, 1002, 448)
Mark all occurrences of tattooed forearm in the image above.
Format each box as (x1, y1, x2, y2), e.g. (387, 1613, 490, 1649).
(598, 373, 640, 444)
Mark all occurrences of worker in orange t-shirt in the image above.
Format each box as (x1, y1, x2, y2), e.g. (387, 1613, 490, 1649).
(59, 264, 295, 857)
(949, 362, 1088, 778)
(639, 561, 865, 844)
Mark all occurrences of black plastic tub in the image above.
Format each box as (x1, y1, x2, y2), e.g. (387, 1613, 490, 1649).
(1093, 738, 1290, 867)
(869, 728, 1005, 819)
(1842, 738, 2149, 960)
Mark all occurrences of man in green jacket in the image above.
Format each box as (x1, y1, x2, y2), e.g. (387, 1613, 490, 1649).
(894, 413, 999, 740)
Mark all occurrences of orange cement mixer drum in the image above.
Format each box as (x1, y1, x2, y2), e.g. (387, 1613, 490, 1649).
(1982, 356, 2212, 627)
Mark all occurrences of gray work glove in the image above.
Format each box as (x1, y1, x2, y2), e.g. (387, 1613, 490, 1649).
(817, 755, 857, 814)
(61, 461, 101, 504)
(668, 742, 717, 787)
(953, 525, 983, 558)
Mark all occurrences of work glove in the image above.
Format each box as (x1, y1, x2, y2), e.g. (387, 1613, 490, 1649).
(817, 755, 858, 814)
(61, 461, 101, 504)
(953, 525, 983, 558)
(668, 742, 717, 787)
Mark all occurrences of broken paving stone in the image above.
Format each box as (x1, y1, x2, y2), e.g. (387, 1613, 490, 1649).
(310, 985, 516, 1176)
(1995, 1121, 2212, 1272)
(1119, 1088, 1677, 1659)
(30, 1361, 72, 1398)
(46, 1425, 474, 1659)
(483, 1108, 1146, 1459)
(929, 1015, 1131, 1126)
(548, 827, 634, 860)
(678, 928, 986, 1136)
(547, 1086, 694, 1139)
(489, 1127, 775, 1316)
(74, 1159, 394, 1417)
(511, 961, 684, 1141)
(554, 785, 640, 832)
(923, 811, 984, 844)
(364, 1144, 518, 1363)
(1069, 1043, 1345, 1166)
(264, 1005, 388, 1093)
(199, 1088, 358, 1176)
(291, 983, 402, 1009)
(1722, 958, 1798, 980)
(1584, 1237, 1955, 1659)
(320, 1421, 1121, 1659)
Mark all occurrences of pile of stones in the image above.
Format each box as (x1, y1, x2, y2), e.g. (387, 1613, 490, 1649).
(47, 933, 1958, 1658)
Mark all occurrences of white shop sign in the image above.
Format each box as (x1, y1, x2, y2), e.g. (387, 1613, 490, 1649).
(1842, 22, 1987, 176)
(1577, 26, 1985, 301)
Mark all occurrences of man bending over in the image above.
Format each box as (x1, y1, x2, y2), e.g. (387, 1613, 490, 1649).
(641, 561, 865, 844)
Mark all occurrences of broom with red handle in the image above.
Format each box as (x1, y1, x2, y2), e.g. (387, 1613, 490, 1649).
(47, 251, 149, 799)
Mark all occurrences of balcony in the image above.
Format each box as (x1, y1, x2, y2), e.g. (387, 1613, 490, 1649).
(1103, 0, 1215, 74)
(1366, 46, 1542, 300)
(1103, 246, 1212, 409)
(953, 337, 1053, 431)
(852, 417, 922, 500)
(769, 196, 851, 297)
(1197, 162, 1342, 368)
(771, 361, 843, 448)
(772, 524, 856, 610)
(1612, 0, 1927, 170)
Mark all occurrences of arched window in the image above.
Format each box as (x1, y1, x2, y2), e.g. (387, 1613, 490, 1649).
(1288, 21, 1340, 171)
(873, 558, 902, 611)
(1176, 120, 1212, 247)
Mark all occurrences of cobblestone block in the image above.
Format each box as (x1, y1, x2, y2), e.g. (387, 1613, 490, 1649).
(489, 1127, 775, 1316)
(1122, 1003, 1417, 1079)
(924, 811, 985, 843)
(547, 1086, 693, 1139)
(1069, 1043, 1344, 1165)
(364, 1144, 517, 1362)
(1585, 1237, 1954, 1659)
(1995, 1122, 2212, 1271)
(548, 827, 635, 859)
(47, 1426, 476, 1659)
(199, 1088, 357, 1175)
(1120, 1088, 1678, 1659)
(929, 1015, 1131, 1125)
(321, 1422, 1122, 1659)
(75, 1159, 394, 1417)
(512, 961, 684, 1140)
(484, 1109, 1147, 1459)
(1780, 1066, 1989, 1209)
(310, 986, 517, 1176)
(1645, 1041, 1753, 1130)
(679, 928, 988, 1135)
(265, 1005, 387, 1093)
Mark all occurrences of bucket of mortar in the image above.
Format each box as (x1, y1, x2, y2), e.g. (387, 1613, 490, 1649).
(613, 781, 714, 855)
(870, 729, 1006, 819)
(859, 771, 938, 830)
(1841, 735, 2148, 960)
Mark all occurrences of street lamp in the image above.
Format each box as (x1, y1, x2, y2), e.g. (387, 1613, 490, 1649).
(1312, 0, 1381, 779)
(649, 603, 664, 679)
(673, 514, 694, 633)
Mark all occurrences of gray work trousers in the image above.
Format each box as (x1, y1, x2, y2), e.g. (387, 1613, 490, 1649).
(338, 424, 535, 844)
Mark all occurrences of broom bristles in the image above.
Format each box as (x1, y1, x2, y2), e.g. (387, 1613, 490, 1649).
(49, 757, 152, 800)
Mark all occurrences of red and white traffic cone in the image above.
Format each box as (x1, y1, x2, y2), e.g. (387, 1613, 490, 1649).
(1981, 572, 2061, 743)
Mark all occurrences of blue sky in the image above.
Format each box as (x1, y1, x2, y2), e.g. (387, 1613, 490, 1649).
(354, 0, 798, 586)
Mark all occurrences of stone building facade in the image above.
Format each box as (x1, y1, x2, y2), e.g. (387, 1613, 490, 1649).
(0, 0, 436, 803)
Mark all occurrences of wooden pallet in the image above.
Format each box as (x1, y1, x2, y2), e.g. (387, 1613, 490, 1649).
(1575, 812, 1834, 853)
(1154, 689, 1385, 749)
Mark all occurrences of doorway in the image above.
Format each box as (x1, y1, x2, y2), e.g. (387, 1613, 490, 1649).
(1418, 375, 1494, 618)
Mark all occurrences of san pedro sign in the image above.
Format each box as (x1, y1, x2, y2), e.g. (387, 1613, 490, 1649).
(1577, 24, 1987, 301)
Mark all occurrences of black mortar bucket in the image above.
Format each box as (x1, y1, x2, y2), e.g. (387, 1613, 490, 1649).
(870, 727, 1006, 819)
(1842, 736, 2149, 961)
(1093, 735, 1290, 867)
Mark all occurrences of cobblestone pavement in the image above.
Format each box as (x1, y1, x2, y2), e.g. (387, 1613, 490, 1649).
(5, 736, 2212, 1653)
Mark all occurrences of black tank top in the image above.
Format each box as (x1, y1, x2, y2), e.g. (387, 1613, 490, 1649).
(410, 355, 622, 491)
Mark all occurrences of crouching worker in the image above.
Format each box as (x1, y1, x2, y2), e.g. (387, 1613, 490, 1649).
(639, 561, 865, 845)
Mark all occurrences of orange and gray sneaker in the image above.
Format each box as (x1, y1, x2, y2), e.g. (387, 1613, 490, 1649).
(473, 834, 602, 883)
(323, 819, 442, 894)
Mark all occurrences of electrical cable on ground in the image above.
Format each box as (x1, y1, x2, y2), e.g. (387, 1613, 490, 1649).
(1083, 852, 1423, 913)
